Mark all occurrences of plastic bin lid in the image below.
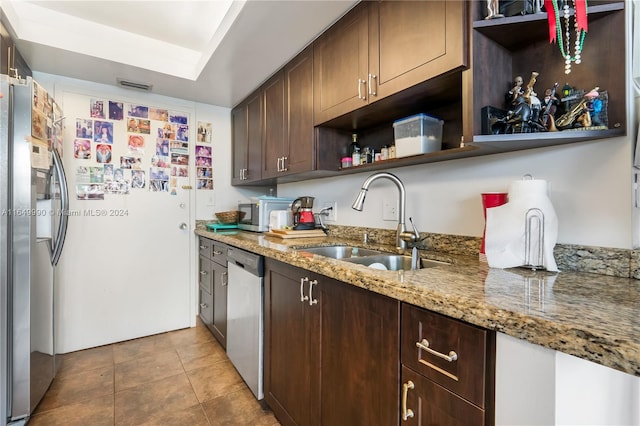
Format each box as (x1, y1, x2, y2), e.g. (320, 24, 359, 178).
(393, 113, 443, 126)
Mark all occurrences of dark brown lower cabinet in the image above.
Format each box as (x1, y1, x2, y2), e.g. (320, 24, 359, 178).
(400, 304, 495, 425)
(264, 259, 400, 426)
(401, 365, 484, 425)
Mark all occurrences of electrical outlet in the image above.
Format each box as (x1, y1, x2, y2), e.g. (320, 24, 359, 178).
(322, 201, 338, 221)
(382, 200, 397, 221)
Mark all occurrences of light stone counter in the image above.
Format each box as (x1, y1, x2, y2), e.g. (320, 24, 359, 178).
(195, 223, 640, 378)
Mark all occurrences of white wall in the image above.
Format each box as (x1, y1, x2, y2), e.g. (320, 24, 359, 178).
(281, 4, 639, 250)
(496, 333, 640, 425)
(280, 136, 634, 248)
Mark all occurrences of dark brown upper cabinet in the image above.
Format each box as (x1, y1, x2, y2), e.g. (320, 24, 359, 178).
(313, 0, 468, 126)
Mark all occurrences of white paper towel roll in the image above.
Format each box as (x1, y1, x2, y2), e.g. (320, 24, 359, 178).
(484, 178, 559, 271)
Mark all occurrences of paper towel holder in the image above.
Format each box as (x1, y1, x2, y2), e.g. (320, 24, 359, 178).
(524, 207, 544, 270)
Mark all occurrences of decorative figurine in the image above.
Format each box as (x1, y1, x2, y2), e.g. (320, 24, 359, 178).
(500, 72, 543, 133)
(584, 88, 604, 127)
(505, 75, 525, 108)
(485, 0, 503, 19)
(540, 83, 560, 131)
(555, 87, 600, 129)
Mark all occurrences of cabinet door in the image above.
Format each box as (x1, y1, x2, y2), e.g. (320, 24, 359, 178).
(401, 366, 485, 426)
(285, 46, 314, 175)
(198, 255, 213, 327)
(231, 103, 248, 185)
(369, 0, 468, 102)
(198, 255, 212, 293)
(246, 90, 263, 182)
(313, 3, 369, 125)
(211, 261, 227, 348)
(262, 70, 286, 179)
(264, 260, 318, 426)
(232, 90, 263, 185)
(318, 277, 399, 426)
(401, 304, 489, 408)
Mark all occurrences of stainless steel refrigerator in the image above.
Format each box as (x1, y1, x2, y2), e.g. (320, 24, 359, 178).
(1, 75, 69, 425)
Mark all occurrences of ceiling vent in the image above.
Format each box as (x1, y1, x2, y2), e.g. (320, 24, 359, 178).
(117, 78, 153, 92)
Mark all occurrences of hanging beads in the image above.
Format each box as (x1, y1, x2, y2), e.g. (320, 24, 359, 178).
(553, 0, 586, 74)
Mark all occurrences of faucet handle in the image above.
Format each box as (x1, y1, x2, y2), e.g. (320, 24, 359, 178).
(409, 217, 420, 240)
(400, 217, 425, 246)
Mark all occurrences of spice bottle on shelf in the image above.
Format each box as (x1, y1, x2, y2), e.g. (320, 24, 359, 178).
(351, 146, 361, 166)
(381, 145, 389, 160)
(389, 143, 396, 159)
(349, 133, 360, 156)
(362, 147, 372, 164)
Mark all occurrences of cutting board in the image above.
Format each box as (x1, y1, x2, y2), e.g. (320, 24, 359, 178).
(265, 229, 326, 239)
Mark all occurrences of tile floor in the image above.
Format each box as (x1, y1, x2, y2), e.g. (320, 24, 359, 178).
(29, 318, 280, 426)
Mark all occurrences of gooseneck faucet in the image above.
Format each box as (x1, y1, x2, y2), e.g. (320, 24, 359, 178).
(352, 172, 408, 249)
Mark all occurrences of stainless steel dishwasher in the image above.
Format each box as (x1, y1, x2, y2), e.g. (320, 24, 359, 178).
(226, 246, 265, 400)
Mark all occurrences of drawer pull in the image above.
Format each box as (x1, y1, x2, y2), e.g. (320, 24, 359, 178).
(199, 270, 208, 276)
(222, 271, 228, 286)
(416, 339, 458, 362)
(200, 303, 208, 309)
(308, 279, 318, 306)
(213, 250, 223, 255)
(300, 277, 309, 302)
(401, 380, 414, 421)
(199, 245, 207, 249)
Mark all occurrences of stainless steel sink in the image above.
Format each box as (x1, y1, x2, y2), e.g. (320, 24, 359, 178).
(342, 254, 449, 271)
(297, 245, 384, 259)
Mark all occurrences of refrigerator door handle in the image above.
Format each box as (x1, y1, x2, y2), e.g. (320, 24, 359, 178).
(51, 148, 69, 266)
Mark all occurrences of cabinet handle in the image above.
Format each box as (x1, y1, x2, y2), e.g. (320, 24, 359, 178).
(199, 245, 207, 250)
(200, 303, 208, 309)
(200, 270, 208, 276)
(358, 78, 367, 100)
(416, 338, 458, 362)
(401, 380, 415, 421)
(222, 271, 228, 286)
(213, 250, 223, 255)
(308, 279, 318, 306)
(300, 277, 309, 302)
(276, 157, 281, 172)
(282, 156, 288, 172)
(368, 74, 377, 96)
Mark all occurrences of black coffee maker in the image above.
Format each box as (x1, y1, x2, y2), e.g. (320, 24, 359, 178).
(292, 196, 315, 230)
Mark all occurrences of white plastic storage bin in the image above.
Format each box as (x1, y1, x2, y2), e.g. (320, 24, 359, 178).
(393, 113, 443, 157)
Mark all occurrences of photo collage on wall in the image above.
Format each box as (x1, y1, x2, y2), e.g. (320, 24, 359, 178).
(73, 97, 197, 199)
(31, 81, 64, 168)
(196, 121, 213, 190)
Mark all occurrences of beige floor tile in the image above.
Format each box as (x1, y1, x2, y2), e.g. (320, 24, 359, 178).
(114, 349, 184, 392)
(35, 365, 114, 413)
(202, 388, 280, 426)
(114, 372, 199, 426)
(177, 339, 227, 372)
(36, 319, 281, 425)
(187, 359, 246, 403)
(57, 345, 114, 376)
(112, 332, 175, 364)
(29, 393, 114, 426)
(168, 324, 215, 348)
(139, 403, 211, 426)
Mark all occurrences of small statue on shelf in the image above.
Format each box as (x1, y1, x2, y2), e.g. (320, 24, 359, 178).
(539, 83, 560, 131)
(555, 87, 600, 130)
(584, 88, 604, 127)
(505, 75, 525, 108)
(500, 72, 544, 133)
(485, 0, 503, 19)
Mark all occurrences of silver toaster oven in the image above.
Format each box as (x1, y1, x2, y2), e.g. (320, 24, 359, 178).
(237, 198, 294, 232)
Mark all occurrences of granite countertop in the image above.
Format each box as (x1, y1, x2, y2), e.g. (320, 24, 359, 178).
(195, 224, 640, 378)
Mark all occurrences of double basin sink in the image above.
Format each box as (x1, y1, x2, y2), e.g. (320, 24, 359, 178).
(297, 245, 448, 271)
